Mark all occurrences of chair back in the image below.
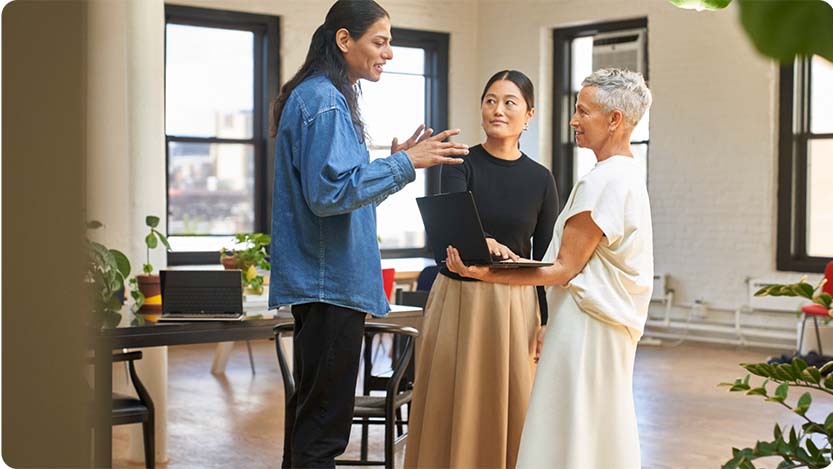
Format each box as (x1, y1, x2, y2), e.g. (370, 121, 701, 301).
(415, 265, 439, 292)
(273, 323, 296, 398)
(395, 290, 429, 308)
(824, 260, 833, 296)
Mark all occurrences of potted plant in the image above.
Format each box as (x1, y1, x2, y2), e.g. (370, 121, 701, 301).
(720, 356, 833, 468)
(85, 220, 131, 329)
(132, 215, 171, 321)
(220, 232, 270, 295)
(755, 277, 833, 355)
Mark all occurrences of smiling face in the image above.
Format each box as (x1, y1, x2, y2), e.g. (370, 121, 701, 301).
(339, 16, 393, 83)
(569, 86, 611, 152)
(480, 79, 534, 140)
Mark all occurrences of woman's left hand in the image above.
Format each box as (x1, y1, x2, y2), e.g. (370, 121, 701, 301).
(446, 246, 489, 280)
(534, 325, 547, 364)
(392, 124, 433, 154)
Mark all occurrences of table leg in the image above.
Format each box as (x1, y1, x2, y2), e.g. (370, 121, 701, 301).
(94, 337, 112, 468)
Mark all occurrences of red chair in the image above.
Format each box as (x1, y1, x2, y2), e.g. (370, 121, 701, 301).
(798, 260, 833, 356)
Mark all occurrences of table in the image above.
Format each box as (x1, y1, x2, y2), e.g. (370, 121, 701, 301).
(93, 305, 423, 468)
(381, 257, 436, 291)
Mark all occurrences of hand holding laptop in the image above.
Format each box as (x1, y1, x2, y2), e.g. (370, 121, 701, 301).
(486, 238, 519, 261)
(446, 246, 489, 280)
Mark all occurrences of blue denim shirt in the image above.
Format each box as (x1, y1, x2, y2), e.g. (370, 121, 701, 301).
(268, 74, 416, 317)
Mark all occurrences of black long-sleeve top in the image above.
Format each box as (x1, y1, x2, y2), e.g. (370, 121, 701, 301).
(439, 144, 559, 325)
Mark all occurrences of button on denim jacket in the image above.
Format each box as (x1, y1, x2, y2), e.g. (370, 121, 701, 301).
(269, 74, 415, 317)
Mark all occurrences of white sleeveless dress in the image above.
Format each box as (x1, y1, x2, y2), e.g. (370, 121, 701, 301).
(516, 155, 654, 469)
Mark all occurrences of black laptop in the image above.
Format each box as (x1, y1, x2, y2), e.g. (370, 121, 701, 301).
(157, 270, 245, 322)
(416, 191, 553, 269)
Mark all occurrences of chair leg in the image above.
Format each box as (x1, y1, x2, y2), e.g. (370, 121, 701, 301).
(395, 407, 404, 437)
(246, 340, 256, 374)
(385, 408, 395, 469)
(798, 314, 808, 355)
(142, 416, 155, 469)
(360, 417, 369, 462)
(813, 316, 824, 356)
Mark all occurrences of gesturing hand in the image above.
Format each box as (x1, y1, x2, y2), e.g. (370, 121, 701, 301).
(404, 128, 469, 169)
(392, 124, 433, 154)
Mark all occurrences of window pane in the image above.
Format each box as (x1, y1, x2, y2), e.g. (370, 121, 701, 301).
(166, 24, 253, 138)
(370, 148, 426, 249)
(571, 37, 593, 91)
(384, 46, 424, 74)
(168, 142, 255, 236)
(807, 138, 833, 257)
(811, 56, 833, 134)
(362, 73, 425, 145)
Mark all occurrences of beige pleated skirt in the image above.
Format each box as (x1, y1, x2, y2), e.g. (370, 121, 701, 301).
(516, 286, 641, 469)
(405, 274, 540, 469)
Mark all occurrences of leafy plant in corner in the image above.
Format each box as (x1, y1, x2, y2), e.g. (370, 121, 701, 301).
(220, 233, 270, 294)
(85, 220, 131, 329)
(141, 215, 172, 274)
(754, 277, 832, 314)
(720, 357, 833, 468)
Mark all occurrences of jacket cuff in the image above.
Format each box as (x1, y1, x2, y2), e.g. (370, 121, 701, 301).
(385, 151, 416, 188)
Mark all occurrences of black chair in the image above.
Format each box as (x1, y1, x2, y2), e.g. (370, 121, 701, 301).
(101, 350, 155, 469)
(274, 322, 418, 469)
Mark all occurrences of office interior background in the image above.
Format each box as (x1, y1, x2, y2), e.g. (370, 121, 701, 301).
(4, 0, 832, 467)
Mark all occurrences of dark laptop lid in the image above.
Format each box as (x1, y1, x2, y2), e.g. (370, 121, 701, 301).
(160, 270, 243, 314)
(416, 191, 493, 266)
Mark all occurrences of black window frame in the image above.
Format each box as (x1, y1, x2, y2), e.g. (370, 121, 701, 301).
(164, 5, 279, 266)
(777, 58, 833, 273)
(378, 27, 449, 259)
(552, 18, 649, 206)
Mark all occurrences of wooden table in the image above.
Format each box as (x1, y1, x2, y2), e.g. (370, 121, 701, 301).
(94, 305, 423, 468)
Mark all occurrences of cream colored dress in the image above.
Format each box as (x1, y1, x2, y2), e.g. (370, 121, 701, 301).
(517, 155, 653, 469)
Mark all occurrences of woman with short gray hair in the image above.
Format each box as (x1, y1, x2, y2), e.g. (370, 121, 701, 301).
(445, 68, 653, 468)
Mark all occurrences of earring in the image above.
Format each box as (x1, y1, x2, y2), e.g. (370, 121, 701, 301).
(523, 122, 529, 131)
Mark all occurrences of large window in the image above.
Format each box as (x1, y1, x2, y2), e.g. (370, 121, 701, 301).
(164, 6, 279, 264)
(552, 19, 649, 205)
(360, 28, 449, 257)
(777, 56, 833, 272)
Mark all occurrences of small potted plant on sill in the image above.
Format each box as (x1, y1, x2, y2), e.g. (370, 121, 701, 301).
(131, 215, 171, 322)
(220, 232, 270, 295)
(86, 220, 131, 329)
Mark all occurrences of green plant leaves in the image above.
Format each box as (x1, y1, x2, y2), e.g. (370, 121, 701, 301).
(146, 232, 158, 249)
(155, 230, 172, 251)
(794, 392, 812, 416)
(814, 293, 832, 309)
(737, 0, 833, 64)
(146, 215, 160, 228)
(110, 249, 131, 279)
(667, 0, 731, 10)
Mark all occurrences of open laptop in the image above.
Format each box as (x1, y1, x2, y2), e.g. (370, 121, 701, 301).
(157, 270, 245, 321)
(416, 191, 553, 269)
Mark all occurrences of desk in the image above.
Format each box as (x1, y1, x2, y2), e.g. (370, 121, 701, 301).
(94, 305, 422, 468)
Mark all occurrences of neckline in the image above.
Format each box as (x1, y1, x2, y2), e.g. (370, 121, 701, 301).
(595, 154, 633, 167)
(478, 144, 525, 166)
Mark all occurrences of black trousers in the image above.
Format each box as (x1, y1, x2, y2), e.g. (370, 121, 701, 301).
(282, 302, 366, 469)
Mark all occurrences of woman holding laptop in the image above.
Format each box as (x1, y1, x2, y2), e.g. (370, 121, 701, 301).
(405, 70, 558, 469)
(446, 68, 654, 469)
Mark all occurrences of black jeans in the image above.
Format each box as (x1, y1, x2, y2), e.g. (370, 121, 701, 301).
(282, 302, 366, 469)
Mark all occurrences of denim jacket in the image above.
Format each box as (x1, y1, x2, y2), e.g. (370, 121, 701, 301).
(268, 74, 415, 317)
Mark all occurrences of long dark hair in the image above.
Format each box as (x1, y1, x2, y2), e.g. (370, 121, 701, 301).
(269, 0, 389, 138)
(480, 70, 535, 111)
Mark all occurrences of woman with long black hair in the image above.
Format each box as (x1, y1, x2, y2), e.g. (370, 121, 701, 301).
(268, 1, 469, 468)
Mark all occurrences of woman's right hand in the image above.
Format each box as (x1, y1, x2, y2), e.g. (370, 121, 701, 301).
(486, 238, 520, 261)
(404, 129, 469, 169)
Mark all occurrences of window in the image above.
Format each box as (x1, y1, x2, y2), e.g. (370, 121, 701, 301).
(164, 6, 279, 264)
(360, 28, 449, 257)
(777, 56, 833, 272)
(552, 19, 649, 205)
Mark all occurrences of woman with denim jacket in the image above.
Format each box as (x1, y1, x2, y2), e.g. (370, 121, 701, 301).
(405, 70, 558, 469)
(268, 1, 468, 468)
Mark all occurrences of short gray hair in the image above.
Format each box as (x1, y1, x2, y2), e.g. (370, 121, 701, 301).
(582, 68, 652, 127)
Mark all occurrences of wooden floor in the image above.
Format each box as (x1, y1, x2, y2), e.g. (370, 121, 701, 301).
(112, 339, 832, 469)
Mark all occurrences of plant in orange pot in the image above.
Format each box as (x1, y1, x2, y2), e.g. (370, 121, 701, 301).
(129, 215, 171, 322)
(220, 232, 270, 295)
